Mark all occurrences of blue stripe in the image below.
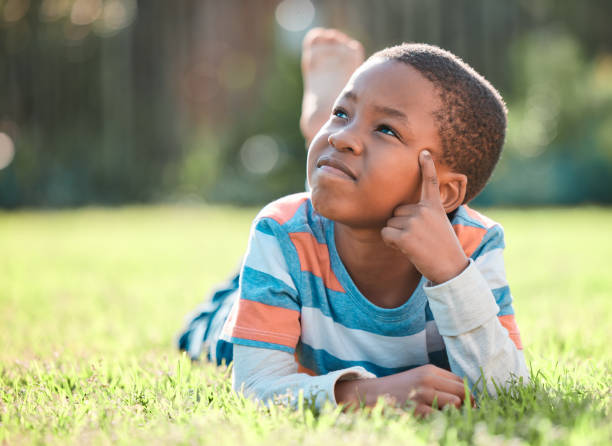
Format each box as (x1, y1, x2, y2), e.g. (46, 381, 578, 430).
(298, 343, 426, 377)
(279, 198, 309, 229)
(452, 206, 488, 229)
(425, 301, 434, 322)
(471, 225, 505, 258)
(297, 277, 428, 336)
(254, 219, 275, 235)
(241, 266, 300, 311)
(493, 286, 515, 316)
(224, 336, 295, 354)
(281, 199, 328, 245)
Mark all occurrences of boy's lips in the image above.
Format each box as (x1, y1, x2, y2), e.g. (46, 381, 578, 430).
(316, 156, 357, 181)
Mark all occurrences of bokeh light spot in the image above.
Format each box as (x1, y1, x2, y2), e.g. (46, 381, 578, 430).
(40, 0, 72, 22)
(93, 0, 137, 37)
(3, 0, 30, 22)
(71, 0, 102, 26)
(240, 135, 279, 175)
(0, 133, 15, 170)
(275, 0, 315, 32)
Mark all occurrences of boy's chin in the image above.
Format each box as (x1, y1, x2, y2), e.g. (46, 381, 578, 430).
(311, 190, 353, 222)
(311, 191, 386, 229)
(310, 191, 338, 220)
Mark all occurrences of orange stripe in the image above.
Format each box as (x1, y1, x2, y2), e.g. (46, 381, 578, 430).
(498, 314, 523, 350)
(259, 193, 309, 225)
(289, 232, 345, 293)
(224, 299, 300, 349)
(464, 205, 497, 229)
(452, 224, 487, 257)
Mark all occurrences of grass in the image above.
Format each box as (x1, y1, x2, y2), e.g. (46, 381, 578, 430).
(0, 205, 610, 445)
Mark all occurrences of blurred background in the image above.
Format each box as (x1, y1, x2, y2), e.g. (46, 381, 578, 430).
(1, 0, 611, 208)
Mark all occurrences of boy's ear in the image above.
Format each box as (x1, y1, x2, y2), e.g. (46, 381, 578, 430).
(438, 172, 468, 213)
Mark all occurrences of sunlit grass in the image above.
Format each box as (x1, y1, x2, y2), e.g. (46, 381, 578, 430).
(0, 205, 610, 445)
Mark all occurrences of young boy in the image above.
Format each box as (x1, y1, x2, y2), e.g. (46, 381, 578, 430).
(179, 29, 528, 416)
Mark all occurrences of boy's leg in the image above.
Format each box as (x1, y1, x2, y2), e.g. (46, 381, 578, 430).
(300, 28, 365, 147)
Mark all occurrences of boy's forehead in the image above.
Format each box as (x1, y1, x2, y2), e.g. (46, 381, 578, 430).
(341, 58, 440, 113)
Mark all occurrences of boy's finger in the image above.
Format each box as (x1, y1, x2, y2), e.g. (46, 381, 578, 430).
(385, 216, 411, 229)
(428, 365, 464, 383)
(380, 226, 402, 247)
(415, 404, 433, 418)
(418, 388, 462, 409)
(419, 150, 442, 204)
(391, 204, 418, 217)
(431, 376, 470, 401)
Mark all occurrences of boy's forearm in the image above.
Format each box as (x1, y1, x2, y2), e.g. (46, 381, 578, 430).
(425, 259, 529, 394)
(442, 319, 529, 395)
(334, 376, 388, 408)
(233, 344, 376, 409)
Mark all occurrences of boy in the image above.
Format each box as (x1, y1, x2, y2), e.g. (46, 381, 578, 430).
(179, 30, 528, 416)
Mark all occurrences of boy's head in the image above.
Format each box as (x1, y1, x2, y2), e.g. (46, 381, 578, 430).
(371, 43, 507, 203)
(307, 43, 507, 228)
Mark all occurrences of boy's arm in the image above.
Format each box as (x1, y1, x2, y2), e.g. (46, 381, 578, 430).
(233, 344, 471, 415)
(381, 151, 528, 396)
(424, 257, 529, 396)
(232, 344, 375, 409)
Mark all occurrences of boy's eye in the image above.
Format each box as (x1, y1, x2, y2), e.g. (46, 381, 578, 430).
(377, 125, 398, 138)
(332, 108, 349, 119)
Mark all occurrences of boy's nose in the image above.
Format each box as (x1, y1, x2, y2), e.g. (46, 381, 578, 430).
(328, 129, 363, 155)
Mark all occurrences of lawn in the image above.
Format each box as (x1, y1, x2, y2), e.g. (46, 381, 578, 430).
(0, 205, 610, 445)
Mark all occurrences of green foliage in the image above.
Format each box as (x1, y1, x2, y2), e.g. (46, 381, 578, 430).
(0, 206, 611, 445)
(475, 29, 612, 206)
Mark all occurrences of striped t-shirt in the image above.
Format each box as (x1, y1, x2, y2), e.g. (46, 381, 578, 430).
(221, 192, 522, 377)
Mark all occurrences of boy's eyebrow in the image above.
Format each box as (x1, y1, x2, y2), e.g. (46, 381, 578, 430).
(341, 91, 358, 102)
(340, 91, 411, 127)
(372, 105, 409, 123)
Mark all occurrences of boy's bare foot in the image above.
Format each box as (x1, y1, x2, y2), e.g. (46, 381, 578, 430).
(300, 28, 365, 147)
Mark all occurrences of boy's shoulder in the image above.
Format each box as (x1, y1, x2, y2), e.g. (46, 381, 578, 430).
(452, 205, 505, 258)
(254, 193, 326, 238)
(256, 192, 311, 226)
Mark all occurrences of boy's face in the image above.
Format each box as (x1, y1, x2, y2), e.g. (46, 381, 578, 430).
(307, 58, 445, 228)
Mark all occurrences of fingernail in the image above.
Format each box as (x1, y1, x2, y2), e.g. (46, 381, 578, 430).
(422, 150, 430, 157)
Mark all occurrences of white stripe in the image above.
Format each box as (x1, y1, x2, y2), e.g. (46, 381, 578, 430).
(474, 248, 508, 289)
(244, 229, 296, 290)
(425, 320, 445, 352)
(300, 307, 428, 369)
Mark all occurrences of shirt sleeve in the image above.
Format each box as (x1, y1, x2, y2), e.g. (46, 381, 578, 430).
(220, 217, 303, 353)
(232, 344, 375, 409)
(423, 224, 529, 396)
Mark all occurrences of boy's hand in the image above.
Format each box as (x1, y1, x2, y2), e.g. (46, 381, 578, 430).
(381, 150, 469, 284)
(335, 364, 473, 416)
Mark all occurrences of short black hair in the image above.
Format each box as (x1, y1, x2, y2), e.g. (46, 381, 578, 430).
(371, 43, 507, 202)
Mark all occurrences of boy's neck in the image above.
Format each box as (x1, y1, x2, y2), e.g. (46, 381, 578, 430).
(334, 222, 422, 309)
